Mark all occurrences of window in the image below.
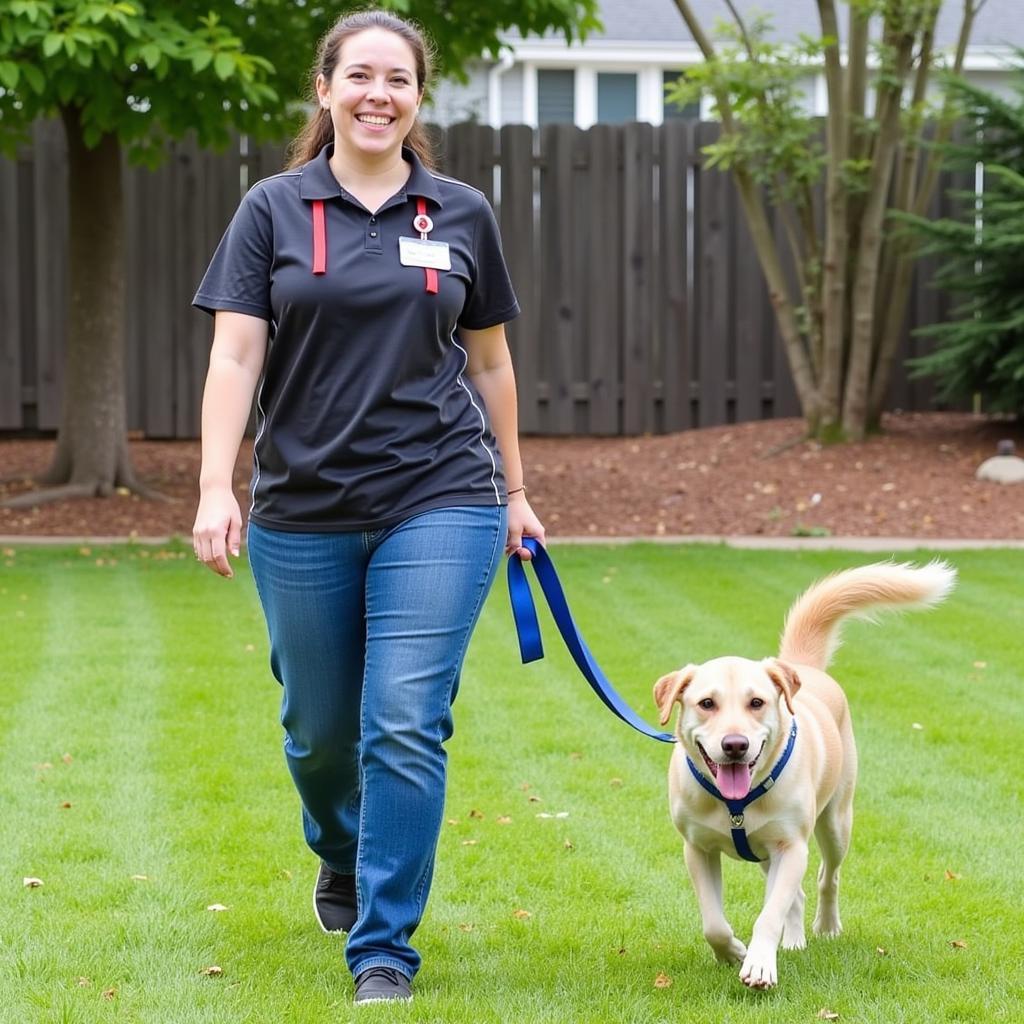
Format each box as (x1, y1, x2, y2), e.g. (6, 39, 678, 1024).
(663, 70, 700, 120)
(537, 69, 575, 125)
(597, 72, 637, 124)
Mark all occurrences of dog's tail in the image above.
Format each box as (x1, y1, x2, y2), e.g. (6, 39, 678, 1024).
(778, 560, 957, 670)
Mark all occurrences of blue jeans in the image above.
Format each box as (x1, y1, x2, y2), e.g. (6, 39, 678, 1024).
(246, 506, 506, 981)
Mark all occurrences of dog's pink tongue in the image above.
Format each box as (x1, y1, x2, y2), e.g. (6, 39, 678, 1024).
(718, 762, 752, 800)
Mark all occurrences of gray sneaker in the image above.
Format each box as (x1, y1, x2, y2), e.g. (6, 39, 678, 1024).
(354, 966, 413, 1005)
(313, 863, 357, 934)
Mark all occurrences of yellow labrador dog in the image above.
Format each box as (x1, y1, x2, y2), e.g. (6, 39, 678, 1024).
(653, 561, 956, 989)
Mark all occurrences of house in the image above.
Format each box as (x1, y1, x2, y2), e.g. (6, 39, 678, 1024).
(428, 0, 1024, 127)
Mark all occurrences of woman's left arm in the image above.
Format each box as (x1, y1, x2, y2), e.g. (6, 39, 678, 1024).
(460, 323, 546, 559)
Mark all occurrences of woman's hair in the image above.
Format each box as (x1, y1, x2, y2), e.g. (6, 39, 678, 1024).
(287, 9, 436, 170)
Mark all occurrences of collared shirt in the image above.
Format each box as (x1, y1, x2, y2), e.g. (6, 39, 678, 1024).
(193, 144, 520, 532)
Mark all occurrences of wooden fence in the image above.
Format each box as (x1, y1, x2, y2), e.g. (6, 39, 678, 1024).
(0, 120, 957, 437)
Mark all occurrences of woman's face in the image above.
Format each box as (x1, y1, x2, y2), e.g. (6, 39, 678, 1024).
(316, 28, 422, 164)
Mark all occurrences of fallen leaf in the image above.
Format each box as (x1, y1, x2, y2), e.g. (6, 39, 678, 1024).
(609, 777, 623, 788)
(60, 801, 72, 809)
(876, 947, 888, 956)
(536, 811, 570, 819)
(76, 977, 91, 987)
(279, 869, 292, 880)
(206, 903, 229, 912)
(61, 753, 73, 764)
(519, 783, 531, 791)
(564, 839, 575, 851)
(513, 909, 531, 920)
(973, 660, 987, 669)
(200, 965, 223, 976)
(458, 923, 475, 932)
(446, 818, 459, 825)
(528, 795, 542, 803)
(911, 723, 924, 731)
(102, 988, 117, 1000)
(616, 947, 627, 956)
(951, 939, 968, 950)
(35, 762, 53, 771)
(944, 870, 961, 881)
(496, 816, 512, 825)
(461, 839, 478, 846)
(469, 809, 485, 820)
(130, 874, 149, 882)
(23, 877, 43, 888)
(653, 972, 672, 989)
(817, 1011, 840, 1021)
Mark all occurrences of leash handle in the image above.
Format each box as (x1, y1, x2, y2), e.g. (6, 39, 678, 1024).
(507, 538, 675, 744)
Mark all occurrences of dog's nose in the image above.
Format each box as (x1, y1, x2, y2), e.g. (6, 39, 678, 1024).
(721, 734, 749, 760)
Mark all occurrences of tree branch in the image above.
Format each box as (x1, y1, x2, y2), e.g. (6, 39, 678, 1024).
(671, 0, 738, 131)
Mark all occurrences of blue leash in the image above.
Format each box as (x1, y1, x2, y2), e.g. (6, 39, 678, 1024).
(507, 538, 674, 743)
(508, 539, 799, 862)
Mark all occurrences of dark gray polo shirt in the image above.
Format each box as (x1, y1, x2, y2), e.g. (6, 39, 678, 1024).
(193, 145, 520, 532)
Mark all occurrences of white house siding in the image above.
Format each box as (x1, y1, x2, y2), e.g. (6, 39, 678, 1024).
(427, 65, 490, 125)
(434, 0, 1024, 128)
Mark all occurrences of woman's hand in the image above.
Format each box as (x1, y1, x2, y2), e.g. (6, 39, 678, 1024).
(193, 485, 243, 578)
(506, 492, 546, 560)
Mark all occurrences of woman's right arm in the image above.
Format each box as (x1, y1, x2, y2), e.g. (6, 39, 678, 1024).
(192, 311, 269, 578)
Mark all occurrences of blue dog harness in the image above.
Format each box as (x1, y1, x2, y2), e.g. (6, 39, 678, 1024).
(685, 720, 798, 862)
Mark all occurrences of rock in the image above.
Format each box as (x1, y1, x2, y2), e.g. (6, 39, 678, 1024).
(976, 440, 1024, 484)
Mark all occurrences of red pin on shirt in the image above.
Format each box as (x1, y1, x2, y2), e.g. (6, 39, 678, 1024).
(416, 199, 438, 294)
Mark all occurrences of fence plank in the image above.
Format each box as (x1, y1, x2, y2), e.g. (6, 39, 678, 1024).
(586, 124, 622, 433)
(694, 122, 728, 427)
(0, 155, 21, 428)
(658, 121, 692, 433)
(31, 120, 68, 431)
(622, 123, 655, 434)
(538, 124, 579, 433)
(498, 125, 540, 433)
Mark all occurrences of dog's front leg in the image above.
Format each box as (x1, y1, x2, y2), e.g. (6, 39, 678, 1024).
(683, 842, 747, 965)
(740, 840, 809, 989)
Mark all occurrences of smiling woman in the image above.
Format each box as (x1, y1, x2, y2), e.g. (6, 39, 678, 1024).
(188, 6, 545, 1012)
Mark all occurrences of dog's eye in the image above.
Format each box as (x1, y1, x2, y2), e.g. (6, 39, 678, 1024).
(750, 698, 765, 709)
(697, 698, 715, 710)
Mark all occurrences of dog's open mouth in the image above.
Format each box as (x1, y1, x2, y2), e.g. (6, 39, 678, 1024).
(697, 742, 765, 800)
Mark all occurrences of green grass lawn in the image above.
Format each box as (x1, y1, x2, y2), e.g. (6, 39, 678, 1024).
(1, 541, 1021, 1023)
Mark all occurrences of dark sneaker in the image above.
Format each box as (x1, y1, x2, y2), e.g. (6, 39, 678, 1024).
(313, 863, 357, 934)
(354, 966, 413, 1005)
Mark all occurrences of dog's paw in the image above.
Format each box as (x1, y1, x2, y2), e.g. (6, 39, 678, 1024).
(781, 930, 806, 951)
(711, 937, 747, 965)
(812, 910, 842, 938)
(739, 943, 778, 989)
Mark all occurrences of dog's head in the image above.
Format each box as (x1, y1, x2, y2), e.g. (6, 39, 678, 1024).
(653, 656, 800, 800)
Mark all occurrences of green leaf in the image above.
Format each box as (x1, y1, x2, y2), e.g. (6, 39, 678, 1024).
(140, 42, 160, 69)
(0, 61, 19, 89)
(21, 62, 44, 94)
(213, 51, 234, 80)
(42, 32, 63, 57)
(190, 49, 213, 73)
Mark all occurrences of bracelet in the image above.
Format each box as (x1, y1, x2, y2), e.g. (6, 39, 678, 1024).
(507, 485, 527, 497)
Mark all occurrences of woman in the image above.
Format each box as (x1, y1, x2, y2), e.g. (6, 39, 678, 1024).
(191, 8, 544, 1006)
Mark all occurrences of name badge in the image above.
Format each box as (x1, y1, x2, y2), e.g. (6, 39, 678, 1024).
(399, 236, 451, 271)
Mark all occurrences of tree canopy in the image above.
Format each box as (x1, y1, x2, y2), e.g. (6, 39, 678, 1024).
(0, 0, 601, 161)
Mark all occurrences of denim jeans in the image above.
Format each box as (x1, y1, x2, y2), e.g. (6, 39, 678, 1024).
(246, 505, 506, 981)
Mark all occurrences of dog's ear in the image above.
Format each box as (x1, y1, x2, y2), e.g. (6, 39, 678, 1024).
(763, 658, 802, 714)
(653, 665, 697, 725)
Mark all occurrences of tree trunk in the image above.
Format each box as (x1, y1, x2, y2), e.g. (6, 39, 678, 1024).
(5, 107, 150, 508)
